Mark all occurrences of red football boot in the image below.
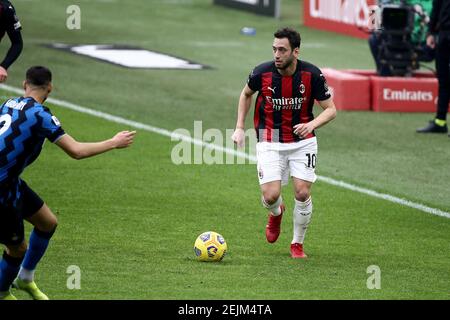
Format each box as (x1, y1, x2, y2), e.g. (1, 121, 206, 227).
(290, 243, 307, 259)
(265, 204, 285, 243)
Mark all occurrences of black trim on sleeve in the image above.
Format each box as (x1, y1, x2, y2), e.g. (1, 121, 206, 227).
(48, 128, 66, 143)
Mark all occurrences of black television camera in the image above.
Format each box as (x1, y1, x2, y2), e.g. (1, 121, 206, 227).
(377, 2, 417, 76)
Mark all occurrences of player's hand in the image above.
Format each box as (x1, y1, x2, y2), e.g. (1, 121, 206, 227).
(231, 128, 245, 148)
(294, 123, 315, 138)
(112, 130, 136, 149)
(0, 66, 8, 83)
(426, 35, 436, 49)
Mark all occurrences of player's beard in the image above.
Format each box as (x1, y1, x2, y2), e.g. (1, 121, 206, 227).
(276, 54, 295, 70)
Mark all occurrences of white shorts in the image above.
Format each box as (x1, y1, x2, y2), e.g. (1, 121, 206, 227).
(256, 137, 318, 186)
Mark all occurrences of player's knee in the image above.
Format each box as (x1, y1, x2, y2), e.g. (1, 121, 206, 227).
(294, 189, 310, 202)
(49, 215, 58, 229)
(262, 191, 281, 206)
(6, 241, 27, 258)
(37, 215, 58, 234)
(44, 218, 58, 234)
(28, 204, 58, 232)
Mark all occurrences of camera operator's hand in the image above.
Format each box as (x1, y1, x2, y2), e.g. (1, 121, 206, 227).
(426, 35, 436, 49)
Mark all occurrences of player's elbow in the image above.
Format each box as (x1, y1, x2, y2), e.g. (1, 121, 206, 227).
(13, 36, 23, 51)
(66, 145, 87, 160)
(9, 32, 23, 53)
(15, 41, 23, 56)
(67, 149, 84, 160)
(71, 152, 85, 160)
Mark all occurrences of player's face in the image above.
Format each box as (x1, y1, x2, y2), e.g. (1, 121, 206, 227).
(272, 38, 298, 70)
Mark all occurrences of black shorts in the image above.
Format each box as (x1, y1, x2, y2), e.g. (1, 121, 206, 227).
(0, 179, 44, 246)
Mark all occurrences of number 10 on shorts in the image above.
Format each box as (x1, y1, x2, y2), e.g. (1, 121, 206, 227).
(306, 153, 316, 168)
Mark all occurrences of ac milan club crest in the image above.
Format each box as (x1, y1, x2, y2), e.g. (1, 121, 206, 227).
(299, 83, 306, 94)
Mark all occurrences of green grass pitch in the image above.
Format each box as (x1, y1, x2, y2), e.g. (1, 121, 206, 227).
(0, 0, 449, 300)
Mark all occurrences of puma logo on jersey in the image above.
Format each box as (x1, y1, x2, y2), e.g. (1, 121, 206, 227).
(267, 86, 276, 94)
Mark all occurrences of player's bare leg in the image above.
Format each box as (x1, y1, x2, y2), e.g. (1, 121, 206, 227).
(261, 180, 285, 243)
(25, 203, 58, 233)
(291, 178, 313, 258)
(12, 203, 57, 300)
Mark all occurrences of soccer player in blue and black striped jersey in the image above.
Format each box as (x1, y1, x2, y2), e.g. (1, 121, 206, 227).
(0, 66, 136, 300)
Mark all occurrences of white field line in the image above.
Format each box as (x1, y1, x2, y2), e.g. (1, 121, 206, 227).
(1, 84, 449, 219)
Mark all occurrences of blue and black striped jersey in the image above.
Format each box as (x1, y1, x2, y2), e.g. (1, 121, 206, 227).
(0, 97, 65, 184)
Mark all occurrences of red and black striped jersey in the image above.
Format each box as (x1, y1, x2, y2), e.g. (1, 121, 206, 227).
(0, 0, 21, 42)
(247, 59, 331, 143)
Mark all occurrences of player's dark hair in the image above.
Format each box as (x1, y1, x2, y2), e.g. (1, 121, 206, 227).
(274, 27, 301, 50)
(26, 66, 52, 87)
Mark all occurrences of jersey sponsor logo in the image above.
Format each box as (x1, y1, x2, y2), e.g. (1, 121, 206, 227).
(265, 96, 306, 111)
(4, 99, 26, 110)
(383, 89, 433, 102)
(267, 86, 276, 94)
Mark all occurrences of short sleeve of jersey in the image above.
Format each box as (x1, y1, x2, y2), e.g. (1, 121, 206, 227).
(312, 69, 332, 102)
(3, 2, 22, 33)
(247, 68, 262, 92)
(37, 107, 65, 143)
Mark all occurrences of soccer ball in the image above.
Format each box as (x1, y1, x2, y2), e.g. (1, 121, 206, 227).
(194, 231, 227, 262)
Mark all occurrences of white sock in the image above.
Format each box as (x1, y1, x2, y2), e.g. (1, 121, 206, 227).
(292, 197, 313, 244)
(261, 195, 283, 216)
(18, 267, 35, 283)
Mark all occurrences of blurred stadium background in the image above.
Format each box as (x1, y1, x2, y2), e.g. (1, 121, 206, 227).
(0, 0, 449, 300)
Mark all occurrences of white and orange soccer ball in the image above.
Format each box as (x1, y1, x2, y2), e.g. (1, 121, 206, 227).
(194, 231, 227, 262)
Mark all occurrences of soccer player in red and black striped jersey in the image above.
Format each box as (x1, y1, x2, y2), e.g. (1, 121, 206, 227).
(232, 27, 337, 259)
(0, 0, 23, 82)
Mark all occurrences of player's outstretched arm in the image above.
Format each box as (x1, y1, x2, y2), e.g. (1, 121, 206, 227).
(55, 130, 136, 160)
